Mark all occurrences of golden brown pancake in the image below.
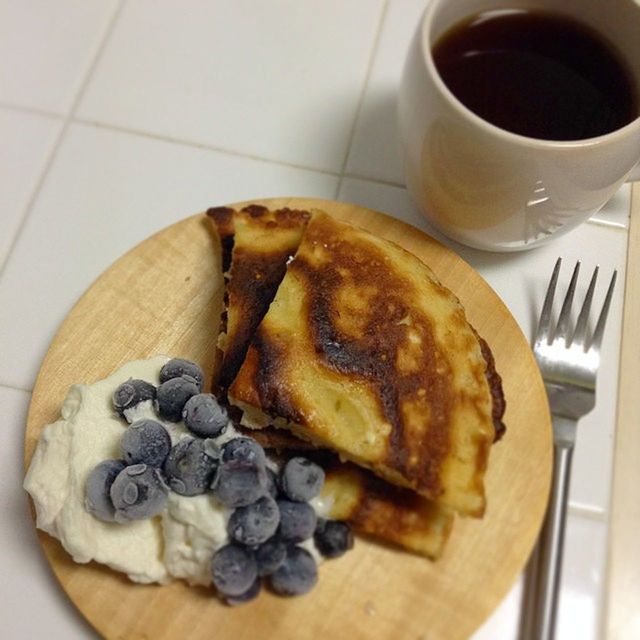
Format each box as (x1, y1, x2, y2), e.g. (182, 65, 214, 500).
(207, 205, 454, 557)
(229, 211, 503, 517)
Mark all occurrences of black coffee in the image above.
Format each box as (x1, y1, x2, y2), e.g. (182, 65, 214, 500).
(432, 9, 638, 140)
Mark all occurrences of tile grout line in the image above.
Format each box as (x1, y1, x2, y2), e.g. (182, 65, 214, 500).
(72, 116, 344, 180)
(0, 382, 32, 395)
(0, 101, 64, 120)
(334, 0, 390, 200)
(343, 172, 405, 189)
(0, 0, 126, 280)
(0, 120, 66, 277)
(62, 0, 127, 119)
(68, 0, 127, 109)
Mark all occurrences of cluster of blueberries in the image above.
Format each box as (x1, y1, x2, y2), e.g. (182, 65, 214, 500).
(84, 358, 353, 605)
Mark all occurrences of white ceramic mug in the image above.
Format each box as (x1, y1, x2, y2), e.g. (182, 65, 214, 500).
(398, 0, 640, 251)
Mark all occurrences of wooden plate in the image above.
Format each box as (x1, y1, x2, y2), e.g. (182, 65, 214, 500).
(24, 198, 552, 640)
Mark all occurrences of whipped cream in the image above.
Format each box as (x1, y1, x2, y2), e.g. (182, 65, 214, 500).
(24, 356, 232, 585)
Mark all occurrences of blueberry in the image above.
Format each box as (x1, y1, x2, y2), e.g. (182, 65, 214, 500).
(255, 537, 287, 576)
(314, 519, 354, 559)
(221, 437, 266, 465)
(265, 467, 279, 499)
(110, 464, 168, 522)
(84, 459, 126, 522)
(156, 376, 199, 422)
(227, 496, 280, 546)
(121, 419, 171, 467)
(182, 393, 227, 438)
(269, 546, 317, 596)
(163, 438, 220, 496)
(112, 379, 156, 421)
(160, 358, 204, 391)
(210, 544, 258, 597)
(280, 457, 325, 502)
(225, 577, 262, 606)
(211, 459, 269, 508)
(277, 500, 317, 542)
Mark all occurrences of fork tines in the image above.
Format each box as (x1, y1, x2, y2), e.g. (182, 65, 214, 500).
(535, 257, 617, 352)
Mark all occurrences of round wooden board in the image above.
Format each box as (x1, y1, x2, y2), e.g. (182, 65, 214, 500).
(25, 197, 552, 640)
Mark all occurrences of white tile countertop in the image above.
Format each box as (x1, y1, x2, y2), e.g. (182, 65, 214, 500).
(1, 1, 634, 638)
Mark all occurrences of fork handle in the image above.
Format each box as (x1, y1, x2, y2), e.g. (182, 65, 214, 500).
(528, 425, 576, 640)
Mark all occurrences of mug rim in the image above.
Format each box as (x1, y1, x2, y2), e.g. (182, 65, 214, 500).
(421, 0, 640, 149)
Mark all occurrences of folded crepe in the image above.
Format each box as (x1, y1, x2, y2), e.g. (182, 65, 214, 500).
(207, 204, 460, 558)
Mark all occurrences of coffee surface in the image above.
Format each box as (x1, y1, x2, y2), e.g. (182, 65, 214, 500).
(432, 9, 638, 140)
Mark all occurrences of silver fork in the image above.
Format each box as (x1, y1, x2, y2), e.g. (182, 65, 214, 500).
(520, 258, 617, 640)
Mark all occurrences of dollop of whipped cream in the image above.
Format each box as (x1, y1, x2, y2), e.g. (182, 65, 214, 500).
(23, 356, 234, 585)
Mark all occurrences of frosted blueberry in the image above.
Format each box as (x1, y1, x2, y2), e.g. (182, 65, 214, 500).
(156, 376, 199, 422)
(84, 459, 126, 522)
(314, 519, 354, 558)
(121, 419, 171, 467)
(255, 537, 287, 576)
(110, 464, 168, 522)
(221, 437, 266, 466)
(163, 438, 220, 496)
(182, 393, 227, 438)
(112, 379, 156, 421)
(210, 544, 258, 597)
(277, 499, 317, 543)
(225, 577, 262, 606)
(211, 460, 269, 508)
(159, 358, 204, 391)
(269, 546, 317, 596)
(227, 496, 280, 546)
(280, 457, 325, 502)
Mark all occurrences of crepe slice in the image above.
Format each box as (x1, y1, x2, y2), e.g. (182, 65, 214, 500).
(320, 458, 453, 558)
(206, 204, 311, 394)
(229, 210, 505, 517)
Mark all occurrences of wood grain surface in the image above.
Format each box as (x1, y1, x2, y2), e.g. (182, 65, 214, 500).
(24, 198, 552, 640)
(605, 183, 640, 640)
